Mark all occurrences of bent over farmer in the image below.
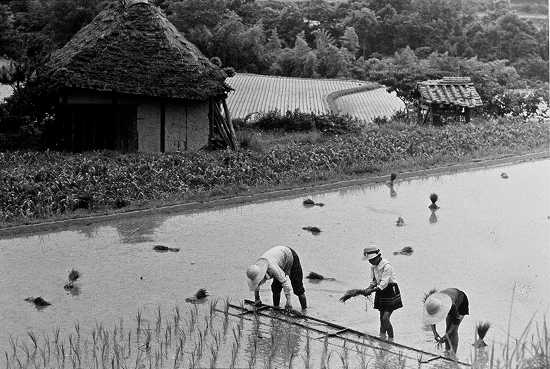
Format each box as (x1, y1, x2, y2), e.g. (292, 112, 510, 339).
(423, 288, 469, 354)
(246, 245, 307, 310)
(340, 246, 403, 341)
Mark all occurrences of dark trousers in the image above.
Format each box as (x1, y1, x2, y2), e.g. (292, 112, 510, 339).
(270, 248, 305, 296)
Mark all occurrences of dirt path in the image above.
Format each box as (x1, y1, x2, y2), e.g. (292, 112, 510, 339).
(1, 150, 548, 238)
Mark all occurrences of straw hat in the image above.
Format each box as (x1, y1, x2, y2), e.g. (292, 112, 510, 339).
(363, 246, 381, 261)
(246, 259, 268, 291)
(422, 292, 452, 325)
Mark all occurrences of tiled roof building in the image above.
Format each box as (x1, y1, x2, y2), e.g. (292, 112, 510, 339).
(416, 77, 483, 124)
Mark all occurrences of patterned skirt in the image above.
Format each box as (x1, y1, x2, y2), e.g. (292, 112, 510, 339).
(374, 283, 403, 311)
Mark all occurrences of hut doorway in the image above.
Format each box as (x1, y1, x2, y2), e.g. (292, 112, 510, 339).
(59, 105, 138, 152)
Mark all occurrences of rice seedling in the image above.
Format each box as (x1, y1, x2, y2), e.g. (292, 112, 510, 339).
(209, 344, 219, 368)
(320, 334, 329, 369)
(338, 340, 350, 369)
(155, 306, 162, 338)
(209, 298, 218, 322)
(302, 329, 311, 369)
(229, 341, 239, 369)
(248, 334, 258, 369)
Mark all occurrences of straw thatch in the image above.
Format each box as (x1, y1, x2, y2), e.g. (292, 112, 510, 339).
(42, 1, 230, 100)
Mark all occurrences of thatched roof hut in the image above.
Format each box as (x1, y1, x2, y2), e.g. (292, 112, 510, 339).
(42, 0, 236, 152)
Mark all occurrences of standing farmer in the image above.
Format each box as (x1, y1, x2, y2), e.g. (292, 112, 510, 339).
(340, 246, 403, 341)
(246, 246, 307, 310)
(423, 288, 469, 354)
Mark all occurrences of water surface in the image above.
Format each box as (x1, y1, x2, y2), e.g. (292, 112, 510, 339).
(1, 159, 549, 361)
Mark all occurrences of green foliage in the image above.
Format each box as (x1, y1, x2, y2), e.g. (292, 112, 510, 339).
(247, 110, 362, 135)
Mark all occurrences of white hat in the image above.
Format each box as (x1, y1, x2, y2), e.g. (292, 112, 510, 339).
(246, 259, 268, 291)
(422, 292, 452, 325)
(363, 246, 381, 260)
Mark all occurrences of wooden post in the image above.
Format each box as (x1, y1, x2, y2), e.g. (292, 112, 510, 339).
(222, 99, 237, 149)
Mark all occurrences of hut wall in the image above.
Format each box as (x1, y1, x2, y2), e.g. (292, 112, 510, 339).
(165, 101, 209, 152)
(165, 104, 187, 151)
(137, 103, 161, 152)
(185, 102, 210, 151)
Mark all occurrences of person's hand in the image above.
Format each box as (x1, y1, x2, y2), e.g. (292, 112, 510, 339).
(339, 289, 360, 302)
(435, 334, 447, 349)
(365, 287, 375, 296)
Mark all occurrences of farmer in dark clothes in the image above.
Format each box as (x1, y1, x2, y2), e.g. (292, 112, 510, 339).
(246, 245, 307, 310)
(423, 288, 469, 353)
(340, 246, 403, 341)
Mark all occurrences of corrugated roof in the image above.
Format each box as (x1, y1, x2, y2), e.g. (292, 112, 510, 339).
(417, 77, 483, 108)
(41, 2, 229, 100)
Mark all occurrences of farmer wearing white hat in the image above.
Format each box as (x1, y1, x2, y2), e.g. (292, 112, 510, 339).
(423, 288, 469, 353)
(246, 246, 307, 310)
(340, 246, 403, 341)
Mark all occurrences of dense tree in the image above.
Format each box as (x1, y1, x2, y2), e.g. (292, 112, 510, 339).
(343, 7, 378, 58)
(340, 26, 359, 54)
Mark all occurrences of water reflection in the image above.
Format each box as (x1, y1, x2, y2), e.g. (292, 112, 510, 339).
(387, 183, 397, 198)
(114, 216, 166, 243)
(472, 347, 490, 369)
(244, 314, 302, 368)
(430, 209, 438, 224)
(75, 223, 99, 239)
(66, 284, 81, 296)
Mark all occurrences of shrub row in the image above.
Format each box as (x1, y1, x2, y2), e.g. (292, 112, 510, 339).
(1, 118, 548, 224)
(240, 110, 363, 135)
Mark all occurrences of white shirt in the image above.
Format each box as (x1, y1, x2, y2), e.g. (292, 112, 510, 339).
(258, 246, 294, 296)
(368, 258, 398, 291)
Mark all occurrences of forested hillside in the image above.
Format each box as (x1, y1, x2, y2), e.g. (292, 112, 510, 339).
(0, 0, 548, 135)
(0, 0, 547, 81)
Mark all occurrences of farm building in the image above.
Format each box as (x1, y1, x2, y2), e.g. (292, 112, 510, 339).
(416, 77, 483, 125)
(41, 0, 236, 152)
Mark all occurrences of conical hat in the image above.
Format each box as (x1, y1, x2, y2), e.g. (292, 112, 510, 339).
(422, 292, 452, 325)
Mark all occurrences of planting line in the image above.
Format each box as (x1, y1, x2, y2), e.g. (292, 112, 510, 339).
(226, 303, 471, 367)
(0, 150, 548, 237)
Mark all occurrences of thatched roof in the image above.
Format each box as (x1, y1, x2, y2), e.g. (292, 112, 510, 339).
(42, 1, 229, 100)
(417, 77, 483, 108)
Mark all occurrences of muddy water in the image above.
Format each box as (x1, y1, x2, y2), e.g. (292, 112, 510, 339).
(1, 159, 549, 361)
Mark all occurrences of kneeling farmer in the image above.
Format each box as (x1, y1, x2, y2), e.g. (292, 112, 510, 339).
(246, 246, 307, 310)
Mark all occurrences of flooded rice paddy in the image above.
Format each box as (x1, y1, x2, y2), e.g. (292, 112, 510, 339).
(0, 159, 549, 365)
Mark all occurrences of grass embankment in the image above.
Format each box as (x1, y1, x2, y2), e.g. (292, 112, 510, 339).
(1, 118, 548, 227)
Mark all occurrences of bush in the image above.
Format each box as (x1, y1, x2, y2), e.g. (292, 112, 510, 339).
(248, 110, 362, 135)
(237, 130, 263, 152)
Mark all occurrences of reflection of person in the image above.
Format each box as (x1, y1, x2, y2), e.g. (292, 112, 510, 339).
(389, 183, 397, 198)
(429, 209, 438, 223)
(340, 247, 403, 341)
(246, 246, 307, 310)
(423, 288, 469, 354)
